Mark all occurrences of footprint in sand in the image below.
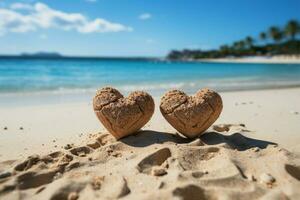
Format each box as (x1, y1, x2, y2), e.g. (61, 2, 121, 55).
(37, 174, 130, 200)
(4, 151, 76, 192)
(285, 164, 300, 181)
(86, 133, 116, 150)
(176, 146, 220, 171)
(70, 146, 93, 157)
(17, 170, 59, 190)
(137, 148, 171, 174)
(172, 184, 214, 200)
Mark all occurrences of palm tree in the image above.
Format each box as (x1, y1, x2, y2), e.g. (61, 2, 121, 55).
(239, 41, 246, 49)
(259, 32, 267, 40)
(220, 45, 229, 51)
(245, 36, 254, 48)
(232, 42, 238, 50)
(220, 45, 230, 55)
(285, 20, 299, 40)
(269, 26, 283, 43)
(233, 41, 246, 50)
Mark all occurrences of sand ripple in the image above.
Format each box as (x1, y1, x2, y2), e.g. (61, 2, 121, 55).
(0, 124, 299, 200)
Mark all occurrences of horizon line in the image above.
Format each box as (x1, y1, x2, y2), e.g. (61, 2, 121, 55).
(0, 54, 163, 60)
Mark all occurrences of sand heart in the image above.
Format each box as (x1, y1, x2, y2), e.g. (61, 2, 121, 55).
(160, 88, 223, 138)
(93, 87, 155, 139)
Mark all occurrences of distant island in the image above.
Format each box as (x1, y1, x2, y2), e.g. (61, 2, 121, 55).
(167, 20, 300, 60)
(0, 52, 159, 61)
(20, 52, 63, 58)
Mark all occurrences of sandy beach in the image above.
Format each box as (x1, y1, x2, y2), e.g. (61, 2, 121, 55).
(0, 87, 300, 199)
(199, 55, 300, 64)
(1, 0, 299, 198)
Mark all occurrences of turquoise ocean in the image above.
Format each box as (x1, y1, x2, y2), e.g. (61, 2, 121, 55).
(1, 58, 300, 102)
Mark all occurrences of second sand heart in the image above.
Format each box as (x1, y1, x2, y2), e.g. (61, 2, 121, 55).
(93, 87, 155, 139)
(160, 88, 223, 138)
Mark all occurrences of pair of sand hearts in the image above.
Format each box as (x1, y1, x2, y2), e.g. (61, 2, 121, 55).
(93, 87, 223, 139)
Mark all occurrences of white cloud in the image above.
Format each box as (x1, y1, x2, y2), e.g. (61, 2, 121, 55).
(10, 3, 34, 10)
(139, 13, 152, 20)
(0, 2, 132, 36)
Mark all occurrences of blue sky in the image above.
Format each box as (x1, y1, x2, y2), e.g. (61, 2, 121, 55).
(0, 0, 299, 57)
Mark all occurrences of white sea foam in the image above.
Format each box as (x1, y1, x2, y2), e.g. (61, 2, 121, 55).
(1, 78, 300, 98)
(1, 66, 300, 99)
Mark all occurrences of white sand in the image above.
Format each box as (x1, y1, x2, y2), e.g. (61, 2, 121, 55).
(1, 88, 299, 160)
(199, 55, 300, 64)
(0, 88, 300, 199)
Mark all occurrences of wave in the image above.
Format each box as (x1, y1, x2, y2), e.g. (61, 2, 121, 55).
(1, 78, 300, 96)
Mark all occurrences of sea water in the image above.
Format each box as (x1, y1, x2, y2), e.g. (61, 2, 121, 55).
(1, 58, 300, 98)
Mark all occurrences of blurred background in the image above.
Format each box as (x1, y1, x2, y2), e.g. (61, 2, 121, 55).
(0, 0, 300, 105)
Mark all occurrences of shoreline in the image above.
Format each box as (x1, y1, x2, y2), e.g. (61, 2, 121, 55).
(197, 55, 300, 64)
(1, 85, 300, 107)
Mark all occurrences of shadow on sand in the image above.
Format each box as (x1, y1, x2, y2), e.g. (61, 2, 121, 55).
(121, 130, 277, 151)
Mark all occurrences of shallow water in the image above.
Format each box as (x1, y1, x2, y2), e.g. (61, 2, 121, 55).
(1, 58, 300, 96)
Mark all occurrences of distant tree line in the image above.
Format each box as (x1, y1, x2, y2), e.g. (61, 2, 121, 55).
(167, 20, 300, 60)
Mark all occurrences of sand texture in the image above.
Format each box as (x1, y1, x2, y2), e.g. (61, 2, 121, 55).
(1, 88, 300, 199)
(0, 124, 300, 200)
(160, 89, 223, 138)
(93, 87, 155, 139)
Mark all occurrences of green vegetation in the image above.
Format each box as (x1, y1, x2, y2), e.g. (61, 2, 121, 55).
(167, 20, 300, 60)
